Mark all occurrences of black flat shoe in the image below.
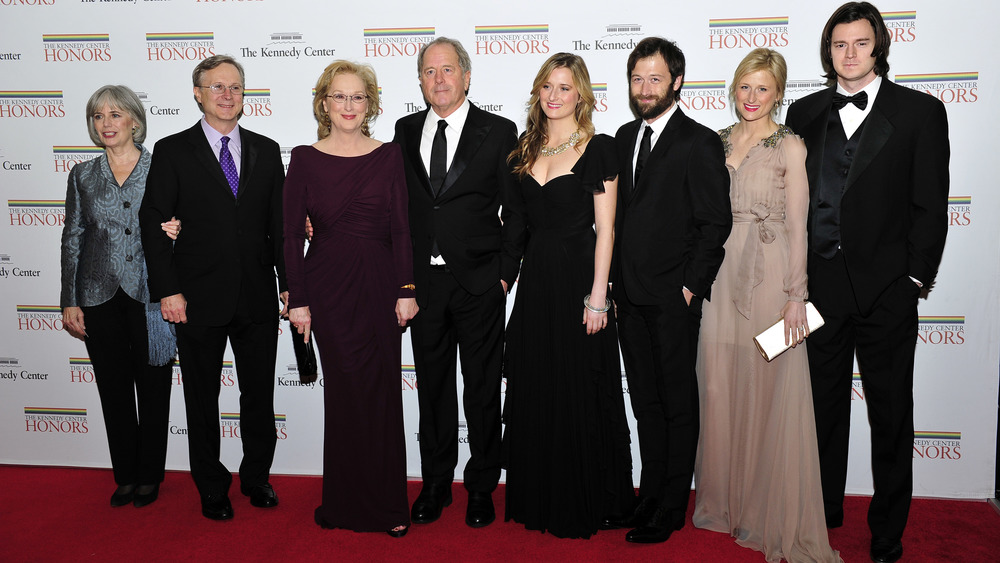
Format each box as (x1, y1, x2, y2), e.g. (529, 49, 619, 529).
(110, 484, 136, 507)
(386, 525, 409, 538)
(133, 484, 160, 508)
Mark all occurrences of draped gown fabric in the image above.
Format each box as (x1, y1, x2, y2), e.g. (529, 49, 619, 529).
(503, 134, 634, 539)
(283, 143, 414, 532)
(694, 125, 841, 562)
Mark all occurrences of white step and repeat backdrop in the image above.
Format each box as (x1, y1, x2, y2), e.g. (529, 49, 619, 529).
(1, 0, 996, 499)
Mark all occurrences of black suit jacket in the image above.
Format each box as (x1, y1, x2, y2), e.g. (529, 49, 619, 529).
(612, 109, 732, 305)
(786, 80, 949, 314)
(393, 104, 526, 305)
(139, 121, 287, 326)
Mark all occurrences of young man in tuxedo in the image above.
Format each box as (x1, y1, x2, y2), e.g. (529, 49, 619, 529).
(140, 55, 287, 521)
(393, 37, 526, 528)
(609, 36, 732, 544)
(786, 4, 949, 562)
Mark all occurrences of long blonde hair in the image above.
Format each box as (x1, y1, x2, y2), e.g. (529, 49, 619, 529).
(509, 52, 596, 179)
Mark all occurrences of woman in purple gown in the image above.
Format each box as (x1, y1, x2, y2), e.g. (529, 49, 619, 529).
(284, 60, 417, 537)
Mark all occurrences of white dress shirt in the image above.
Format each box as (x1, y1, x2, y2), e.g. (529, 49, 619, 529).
(419, 99, 471, 265)
(632, 102, 679, 174)
(837, 75, 882, 139)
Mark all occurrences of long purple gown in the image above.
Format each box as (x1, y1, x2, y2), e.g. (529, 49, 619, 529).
(283, 142, 414, 532)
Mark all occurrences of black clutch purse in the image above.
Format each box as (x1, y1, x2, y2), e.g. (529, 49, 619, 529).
(289, 322, 318, 383)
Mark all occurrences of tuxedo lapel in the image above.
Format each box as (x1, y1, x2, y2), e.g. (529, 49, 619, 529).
(238, 127, 257, 198)
(402, 112, 433, 198)
(630, 110, 681, 202)
(795, 89, 834, 194)
(619, 120, 640, 203)
(846, 82, 897, 193)
(439, 105, 489, 198)
(186, 123, 234, 198)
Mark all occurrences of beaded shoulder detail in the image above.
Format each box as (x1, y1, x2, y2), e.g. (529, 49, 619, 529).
(718, 123, 793, 156)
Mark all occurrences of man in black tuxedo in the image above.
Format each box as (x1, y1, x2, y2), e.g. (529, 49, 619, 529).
(610, 37, 731, 543)
(139, 55, 287, 521)
(393, 37, 525, 528)
(786, 4, 949, 562)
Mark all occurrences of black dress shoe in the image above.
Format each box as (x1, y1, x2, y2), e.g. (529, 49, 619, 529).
(201, 493, 234, 520)
(465, 491, 495, 528)
(603, 496, 656, 529)
(411, 483, 452, 524)
(870, 537, 903, 563)
(241, 483, 278, 508)
(133, 484, 160, 508)
(110, 484, 136, 507)
(386, 525, 409, 538)
(625, 506, 681, 544)
(826, 508, 844, 529)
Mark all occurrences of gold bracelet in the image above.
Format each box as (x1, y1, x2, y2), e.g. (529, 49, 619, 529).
(400, 284, 415, 290)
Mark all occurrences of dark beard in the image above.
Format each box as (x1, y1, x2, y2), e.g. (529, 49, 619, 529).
(629, 88, 677, 120)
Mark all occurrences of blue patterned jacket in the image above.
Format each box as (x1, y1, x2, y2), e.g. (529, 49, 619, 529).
(60, 144, 151, 308)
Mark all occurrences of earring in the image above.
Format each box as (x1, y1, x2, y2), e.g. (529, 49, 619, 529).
(321, 113, 331, 126)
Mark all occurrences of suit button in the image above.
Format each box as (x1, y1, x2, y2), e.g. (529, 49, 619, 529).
(841, 168, 849, 175)
(123, 201, 131, 208)
(125, 228, 132, 235)
(433, 205, 440, 210)
(126, 255, 133, 262)
(844, 148, 853, 157)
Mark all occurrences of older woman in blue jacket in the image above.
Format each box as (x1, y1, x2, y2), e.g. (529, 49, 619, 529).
(60, 85, 180, 508)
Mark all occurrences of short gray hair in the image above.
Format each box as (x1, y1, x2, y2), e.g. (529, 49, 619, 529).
(85, 85, 147, 146)
(417, 37, 472, 75)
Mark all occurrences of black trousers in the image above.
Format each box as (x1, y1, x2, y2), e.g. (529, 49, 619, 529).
(616, 290, 702, 526)
(82, 287, 172, 486)
(409, 267, 506, 493)
(807, 250, 918, 540)
(175, 290, 278, 498)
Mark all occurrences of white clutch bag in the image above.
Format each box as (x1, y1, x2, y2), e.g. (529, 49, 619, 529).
(753, 302, 825, 362)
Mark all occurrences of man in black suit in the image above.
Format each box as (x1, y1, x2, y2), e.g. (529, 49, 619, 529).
(609, 37, 731, 543)
(393, 37, 525, 529)
(786, 4, 949, 562)
(139, 55, 287, 521)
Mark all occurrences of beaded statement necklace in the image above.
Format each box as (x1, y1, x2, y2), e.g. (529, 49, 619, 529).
(540, 130, 581, 157)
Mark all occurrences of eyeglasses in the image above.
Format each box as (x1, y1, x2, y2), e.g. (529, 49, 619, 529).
(200, 83, 244, 96)
(327, 93, 368, 105)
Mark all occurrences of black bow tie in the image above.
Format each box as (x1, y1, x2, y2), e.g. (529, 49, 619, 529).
(832, 90, 868, 111)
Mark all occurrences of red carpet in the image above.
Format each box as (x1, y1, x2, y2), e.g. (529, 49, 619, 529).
(3, 466, 998, 562)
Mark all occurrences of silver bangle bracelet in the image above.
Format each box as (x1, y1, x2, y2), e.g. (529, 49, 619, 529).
(583, 294, 611, 314)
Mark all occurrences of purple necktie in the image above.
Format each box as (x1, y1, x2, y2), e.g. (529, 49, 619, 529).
(220, 135, 239, 198)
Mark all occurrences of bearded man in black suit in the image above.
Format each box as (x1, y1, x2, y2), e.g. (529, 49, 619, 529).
(609, 36, 732, 544)
(786, 4, 949, 562)
(393, 37, 526, 529)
